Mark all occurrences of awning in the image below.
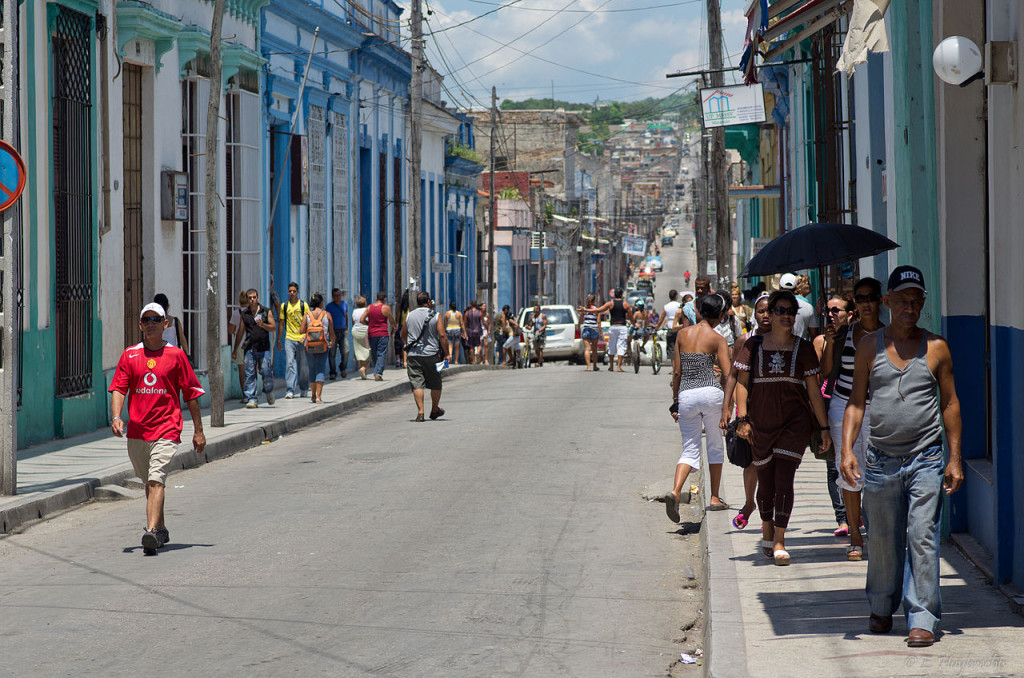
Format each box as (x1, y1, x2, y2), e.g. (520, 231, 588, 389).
(741, 0, 854, 73)
(550, 214, 580, 224)
(729, 184, 782, 199)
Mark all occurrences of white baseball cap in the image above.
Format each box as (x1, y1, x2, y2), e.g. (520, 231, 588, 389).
(140, 302, 166, 319)
(779, 273, 798, 290)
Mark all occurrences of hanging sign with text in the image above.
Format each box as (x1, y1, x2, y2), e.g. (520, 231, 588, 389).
(622, 236, 647, 257)
(700, 84, 766, 128)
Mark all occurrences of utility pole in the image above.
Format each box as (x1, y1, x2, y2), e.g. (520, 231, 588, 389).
(204, 0, 226, 427)
(708, 0, 731, 287)
(1, 0, 22, 494)
(694, 89, 708, 280)
(487, 86, 496, 317)
(408, 0, 423, 289)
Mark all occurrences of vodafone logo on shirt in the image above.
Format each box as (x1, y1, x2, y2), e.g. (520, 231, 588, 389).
(137, 371, 166, 394)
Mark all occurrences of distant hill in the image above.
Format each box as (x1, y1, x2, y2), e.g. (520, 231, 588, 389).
(500, 93, 700, 156)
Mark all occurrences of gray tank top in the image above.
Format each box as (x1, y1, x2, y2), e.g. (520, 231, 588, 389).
(868, 331, 943, 455)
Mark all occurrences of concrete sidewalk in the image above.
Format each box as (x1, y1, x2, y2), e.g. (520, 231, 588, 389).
(702, 454, 1024, 678)
(1, 364, 490, 535)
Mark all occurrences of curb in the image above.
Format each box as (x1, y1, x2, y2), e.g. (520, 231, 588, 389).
(700, 453, 749, 678)
(1, 364, 495, 535)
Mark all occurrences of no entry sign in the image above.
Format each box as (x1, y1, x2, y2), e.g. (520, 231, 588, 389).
(0, 140, 26, 212)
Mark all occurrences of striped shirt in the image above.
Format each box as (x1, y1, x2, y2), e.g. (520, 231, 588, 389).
(582, 310, 599, 329)
(831, 324, 860, 401)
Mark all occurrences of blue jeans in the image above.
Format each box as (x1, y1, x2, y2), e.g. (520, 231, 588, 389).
(863, 443, 945, 633)
(244, 349, 275, 403)
(825, 457, 848, 526)
(329, 328, 348, 376)
(283, 338, 309, 395)
(369, 335, 389, 376)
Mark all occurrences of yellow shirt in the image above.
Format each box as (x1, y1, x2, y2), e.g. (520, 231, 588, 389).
(279, 300, 308, 342)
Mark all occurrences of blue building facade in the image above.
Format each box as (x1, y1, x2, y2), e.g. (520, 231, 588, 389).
(261, 0, 409, 375)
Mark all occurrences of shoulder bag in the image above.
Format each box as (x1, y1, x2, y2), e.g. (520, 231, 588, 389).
(726, 335, 762, 468)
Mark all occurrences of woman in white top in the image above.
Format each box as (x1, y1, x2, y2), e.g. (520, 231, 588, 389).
(154, 293, 188, 353)
(350, 296, 371, 379)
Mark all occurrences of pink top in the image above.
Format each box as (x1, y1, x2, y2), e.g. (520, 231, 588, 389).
(366, 303, 389, 338)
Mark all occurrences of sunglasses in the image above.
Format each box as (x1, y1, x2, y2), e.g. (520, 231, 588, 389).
(854, 293, 881, 303)
(826, 307, 844, 315)
(140, 316, 164, 325)
(772, 306, 798, 316)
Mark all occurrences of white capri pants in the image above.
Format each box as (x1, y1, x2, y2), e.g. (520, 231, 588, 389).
(676, 386, 725, 468)
(828, 396, 871, 491)
(608, 325, 628, 356)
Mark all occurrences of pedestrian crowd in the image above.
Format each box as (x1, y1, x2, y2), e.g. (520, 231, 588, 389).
(662, 265, 962, 649)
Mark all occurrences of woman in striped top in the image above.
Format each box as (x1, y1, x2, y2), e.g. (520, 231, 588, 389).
(819, 277, 885, 561)
(665, 294, 733, 524)
(577, 294, 603, 371)
(814, 294, 855, 540)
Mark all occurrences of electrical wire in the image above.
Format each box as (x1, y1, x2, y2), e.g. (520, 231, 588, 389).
(422, 0, 527, 36)
(463, 0, 701, 11)
(428, 4, 683, 92)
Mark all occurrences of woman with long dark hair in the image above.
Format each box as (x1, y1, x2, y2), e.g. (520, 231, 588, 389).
(577, 293, 603, 371)
(723, 290, 832, 565)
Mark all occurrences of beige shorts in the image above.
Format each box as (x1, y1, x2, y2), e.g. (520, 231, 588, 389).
(127, 438, 178, 485)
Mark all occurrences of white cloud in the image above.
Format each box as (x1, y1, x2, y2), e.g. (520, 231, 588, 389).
(412, 0, 754, 103)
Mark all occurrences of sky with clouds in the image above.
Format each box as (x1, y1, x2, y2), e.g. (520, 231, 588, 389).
(409, 0, 752, 108)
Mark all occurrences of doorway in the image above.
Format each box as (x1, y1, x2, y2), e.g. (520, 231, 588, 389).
(122, 63, 144, 346)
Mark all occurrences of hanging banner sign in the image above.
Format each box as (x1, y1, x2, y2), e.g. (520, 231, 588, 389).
(700, 84, 767, 128)
(622, 236, 647, 257)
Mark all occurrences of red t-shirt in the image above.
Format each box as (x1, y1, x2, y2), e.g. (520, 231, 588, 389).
(108, 342, 206, 443)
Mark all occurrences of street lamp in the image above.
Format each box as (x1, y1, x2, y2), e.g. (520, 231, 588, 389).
(932, 36, 983, 86)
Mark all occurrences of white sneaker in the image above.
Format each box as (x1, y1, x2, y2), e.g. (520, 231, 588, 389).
(245, 401, 258, 409)
(285, 392, 294, 399)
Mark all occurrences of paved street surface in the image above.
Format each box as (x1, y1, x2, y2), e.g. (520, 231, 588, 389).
(0, 366, 705, 677)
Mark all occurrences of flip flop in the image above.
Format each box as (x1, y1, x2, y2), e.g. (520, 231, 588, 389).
(834, 525, 849, 537)
(664, 493, 680, 523)
(707, 502, 729, 511)
(732, 513, 749, 529)
(429, 407, 445, 420)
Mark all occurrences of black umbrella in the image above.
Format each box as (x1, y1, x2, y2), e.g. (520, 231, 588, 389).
(739, 223, 899, 278)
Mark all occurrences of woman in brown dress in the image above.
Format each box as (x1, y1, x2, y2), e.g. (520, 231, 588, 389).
(723, 290, 832, 565)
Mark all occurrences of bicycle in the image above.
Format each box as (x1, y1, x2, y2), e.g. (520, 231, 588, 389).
(630, 330, 643, 373)
(650, 329, 664, 375)
(519, 330, 533, 369)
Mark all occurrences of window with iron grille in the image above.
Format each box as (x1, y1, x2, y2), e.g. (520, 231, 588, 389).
(331, 112, 348, 289)
(52, 6, 94, 397)
(307, 105, 327, 295)
(225, 89, 261, 334)
(378, 151, 387, 295)
(181, 76, 209, 370)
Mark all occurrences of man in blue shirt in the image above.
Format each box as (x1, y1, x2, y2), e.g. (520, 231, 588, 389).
(325, 288, 349, 379)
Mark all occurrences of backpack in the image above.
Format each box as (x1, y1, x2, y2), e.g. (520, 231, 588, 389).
(305, 310, 328, 353)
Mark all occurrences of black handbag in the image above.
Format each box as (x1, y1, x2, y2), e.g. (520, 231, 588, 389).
(726, 419, 752, 468)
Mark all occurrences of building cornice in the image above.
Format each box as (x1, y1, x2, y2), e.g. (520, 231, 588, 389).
(115, 1, 182, 72)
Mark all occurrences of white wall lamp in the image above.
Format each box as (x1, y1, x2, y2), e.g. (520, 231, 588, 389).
(933, 36, 1017, 87)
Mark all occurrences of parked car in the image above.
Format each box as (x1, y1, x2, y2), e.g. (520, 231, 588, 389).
(516, 305, 585, 363)
(661, 235, 674, 247)
(637, 266, 656, 279)
(635, 278, 655, 295)
(646, 256, 663, 272)
(663, 227, 678, 237)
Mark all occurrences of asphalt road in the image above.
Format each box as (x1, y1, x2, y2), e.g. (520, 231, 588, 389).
(0, 366, 704, 677)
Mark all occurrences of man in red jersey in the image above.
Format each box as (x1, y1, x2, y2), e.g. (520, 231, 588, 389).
(110, 302, 207, 555)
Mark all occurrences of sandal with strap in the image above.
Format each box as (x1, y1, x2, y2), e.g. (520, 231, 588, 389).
(773, 549, 791, 566)
(761, 540, 774, 559)
(846, 544, 863, 561)
(834, 524, 849, 537)
(732, 512, 749, 530)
